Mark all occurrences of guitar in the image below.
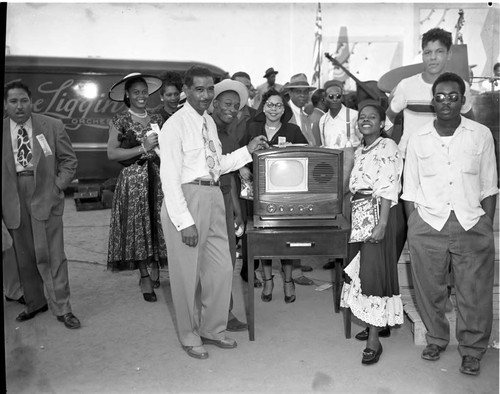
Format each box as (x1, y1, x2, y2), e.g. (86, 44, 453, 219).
(324, 52, 388, 109)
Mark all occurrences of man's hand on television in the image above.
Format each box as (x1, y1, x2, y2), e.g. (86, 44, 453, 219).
(181, 224, 198, 247)
(247, 135, 269, 154)
(239, 166, 252, 181)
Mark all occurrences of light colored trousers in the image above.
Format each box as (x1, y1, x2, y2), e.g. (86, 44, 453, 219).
(162, 183, 233, 347)
(408, 210, 495, 359)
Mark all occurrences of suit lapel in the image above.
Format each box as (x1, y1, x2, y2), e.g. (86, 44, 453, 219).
(31, 114, 44, 168)
(3, 118, 16, 178)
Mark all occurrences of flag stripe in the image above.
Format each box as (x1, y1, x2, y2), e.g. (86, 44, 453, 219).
(312, 3, 322, 88)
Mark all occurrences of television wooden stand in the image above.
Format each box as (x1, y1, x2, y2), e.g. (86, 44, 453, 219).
(244, 221, 350, 341)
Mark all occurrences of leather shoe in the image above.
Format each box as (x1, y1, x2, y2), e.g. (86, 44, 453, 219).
(57, 312, 81, 329)
(294, 275, 314, 286)
(355, 326, 391, 341)
(301, 265, 313, 272)
(421, 343, 445, 361)
(182, 345, 209, 360)
(16, 304, 48, 322)
(201, 336, 237, 349)
(460, 355, 480, 376)
(6, 295, 26, 305)
(362, 344, 383, 365)
(226, 317, 248, 332)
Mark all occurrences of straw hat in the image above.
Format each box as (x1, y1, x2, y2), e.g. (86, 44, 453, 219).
(108, 72, 162, 102)
(212, 79, 249, 111)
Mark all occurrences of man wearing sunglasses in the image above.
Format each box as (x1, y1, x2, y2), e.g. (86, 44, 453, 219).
(402, 72, 497, 376)
(387, 28, 473, 158)
(319, 80, 362, 270)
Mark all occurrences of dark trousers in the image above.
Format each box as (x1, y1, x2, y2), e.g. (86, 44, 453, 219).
(408, 211, 495, 359)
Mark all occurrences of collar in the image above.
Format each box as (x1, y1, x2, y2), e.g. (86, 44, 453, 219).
(10, 117, 33, 132)
(417, 116, 472, 137)
(289, 100, 303, 114)
(326, 104, 347, 121)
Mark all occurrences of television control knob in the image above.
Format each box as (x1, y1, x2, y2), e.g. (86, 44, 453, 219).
(308, 205, 314, 212)
(289, 206, 294, 212)
(267, 204, 277, 213)
(279, 206, 284, 212)
(298, 205, 304, 212)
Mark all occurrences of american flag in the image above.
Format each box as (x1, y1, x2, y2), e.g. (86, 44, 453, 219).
(311, 3, 322, 88)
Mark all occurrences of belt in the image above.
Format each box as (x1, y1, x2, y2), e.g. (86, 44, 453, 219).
(188, 178, 220, 187)
(17, 170, 34, 177)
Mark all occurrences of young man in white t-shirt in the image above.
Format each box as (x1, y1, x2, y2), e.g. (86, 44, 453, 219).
(387, 27, 474, 158)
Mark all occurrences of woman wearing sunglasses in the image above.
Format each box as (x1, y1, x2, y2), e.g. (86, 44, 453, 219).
(242, 89, 307, 304)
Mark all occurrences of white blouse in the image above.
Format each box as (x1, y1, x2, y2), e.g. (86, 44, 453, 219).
(349, 137, 403, 206)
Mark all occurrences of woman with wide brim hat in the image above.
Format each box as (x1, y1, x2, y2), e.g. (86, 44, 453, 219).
(106, 72, 167, 303)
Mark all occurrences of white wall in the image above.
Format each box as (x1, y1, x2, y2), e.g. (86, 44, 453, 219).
(5, 2, 498, 88)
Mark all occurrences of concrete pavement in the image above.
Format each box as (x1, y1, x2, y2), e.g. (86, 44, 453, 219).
(4, 196, 499, 393)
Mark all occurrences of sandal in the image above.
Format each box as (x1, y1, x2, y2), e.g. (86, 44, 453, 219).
(261, 275, 274, 302)
(140, 274, 157, 303)
(150, 263, 160, 289)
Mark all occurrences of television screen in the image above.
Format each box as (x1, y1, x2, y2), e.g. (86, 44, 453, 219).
(266, 158, 308, 192)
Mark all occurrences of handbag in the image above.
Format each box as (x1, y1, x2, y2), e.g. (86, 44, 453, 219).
(349, 195, 380, 243)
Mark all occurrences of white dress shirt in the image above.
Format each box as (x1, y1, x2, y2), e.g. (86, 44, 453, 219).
(319, 105, 361, 148)
(159, 101, 252, 231)
(10, 118, 34, 172)
(402, 116, 498, 231)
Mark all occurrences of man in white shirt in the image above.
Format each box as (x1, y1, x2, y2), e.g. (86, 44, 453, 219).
(402, 72, 497, 376)
(387, 28, 473, 158)
(159, 66, 267, 360)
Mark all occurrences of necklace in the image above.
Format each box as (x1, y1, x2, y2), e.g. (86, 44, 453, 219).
(265, 123, 280, 130)
(128, 109, 148, 119)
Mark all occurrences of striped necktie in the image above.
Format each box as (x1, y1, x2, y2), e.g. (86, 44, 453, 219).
(202, 118, 221, 181)
(17, 125, 33, 167)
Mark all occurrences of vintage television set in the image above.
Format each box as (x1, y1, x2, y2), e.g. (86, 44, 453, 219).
(252, 146, 349, 228)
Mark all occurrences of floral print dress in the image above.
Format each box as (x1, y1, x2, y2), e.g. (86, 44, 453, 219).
(107, 111, 168, 271)
(341, 137, 404, 327)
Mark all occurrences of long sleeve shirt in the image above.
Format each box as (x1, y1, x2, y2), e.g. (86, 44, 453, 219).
(401, 116, 498, 231)
(159, 101, 252, 231)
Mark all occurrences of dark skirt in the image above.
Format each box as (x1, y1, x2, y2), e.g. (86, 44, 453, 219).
(107, 160, 167, 271)
(340, 203, 404, 327)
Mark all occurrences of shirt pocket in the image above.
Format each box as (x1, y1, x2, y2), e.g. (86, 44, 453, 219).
(461, 148, 480, 175)
(416, 151, 437, 177)
(183, 140, 205, 162)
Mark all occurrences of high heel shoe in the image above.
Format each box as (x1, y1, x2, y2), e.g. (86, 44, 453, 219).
(140, 274, 157, 302)
(150, 263, 160, 289)
(283, 279, 296, 304)
(261, 275, 274, 302)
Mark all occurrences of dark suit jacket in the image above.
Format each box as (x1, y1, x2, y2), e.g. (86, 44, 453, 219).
(244, 120, 308, 146)
(227, 105, 257, 146)
(2, 113, 78, 228)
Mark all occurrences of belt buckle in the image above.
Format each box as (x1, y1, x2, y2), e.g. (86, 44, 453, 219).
(209, 179, 216, 186)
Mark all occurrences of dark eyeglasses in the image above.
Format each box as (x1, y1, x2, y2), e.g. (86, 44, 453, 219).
(265, 101, 283, 109)
(434, 93, 460, 103)
(327, 94, 342, 100)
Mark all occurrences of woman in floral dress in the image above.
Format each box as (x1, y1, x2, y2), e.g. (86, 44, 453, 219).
(106, 73, 167, 302)
(341, 100, 404, 364)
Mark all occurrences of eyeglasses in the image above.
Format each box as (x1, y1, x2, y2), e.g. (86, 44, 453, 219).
(265, 101, 283, 109)
(433, 93, 460, 103)
(327, 94, 342, 100)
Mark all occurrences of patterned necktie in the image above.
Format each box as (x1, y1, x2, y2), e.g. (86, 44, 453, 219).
(17, 125, 33, 167)
(202, 118, 221, 181)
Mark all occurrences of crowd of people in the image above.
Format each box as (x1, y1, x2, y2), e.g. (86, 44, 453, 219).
(2, 27, 497, 376)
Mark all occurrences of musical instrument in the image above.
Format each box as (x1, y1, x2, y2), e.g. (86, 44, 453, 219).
(324, 52, 388, 109)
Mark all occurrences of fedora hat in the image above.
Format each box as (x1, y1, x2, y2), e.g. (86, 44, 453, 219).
(263, 67, 279, 78)
(108, 72, 162, 102)
(287, 73, 316, 90)
(210, 79, 249, 112)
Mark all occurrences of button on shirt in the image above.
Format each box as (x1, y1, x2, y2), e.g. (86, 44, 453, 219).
(10, 118, 34, 172)
(401, 116, 498, 231)
(159, 101, 252, 231)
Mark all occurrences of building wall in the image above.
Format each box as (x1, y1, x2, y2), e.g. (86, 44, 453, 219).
(5, 2, 498, 88)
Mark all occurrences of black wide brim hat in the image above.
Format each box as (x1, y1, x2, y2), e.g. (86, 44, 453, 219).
(108, 72, 163, 102)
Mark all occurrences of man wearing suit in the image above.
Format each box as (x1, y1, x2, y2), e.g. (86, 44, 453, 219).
(287, 73, 317, 146)
(310, 88, 327, 147)
(2, 81, 80, 329)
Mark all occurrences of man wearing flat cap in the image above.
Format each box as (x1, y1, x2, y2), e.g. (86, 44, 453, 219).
(320, 79, 362, 270)
(254, 67, 283, 110)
